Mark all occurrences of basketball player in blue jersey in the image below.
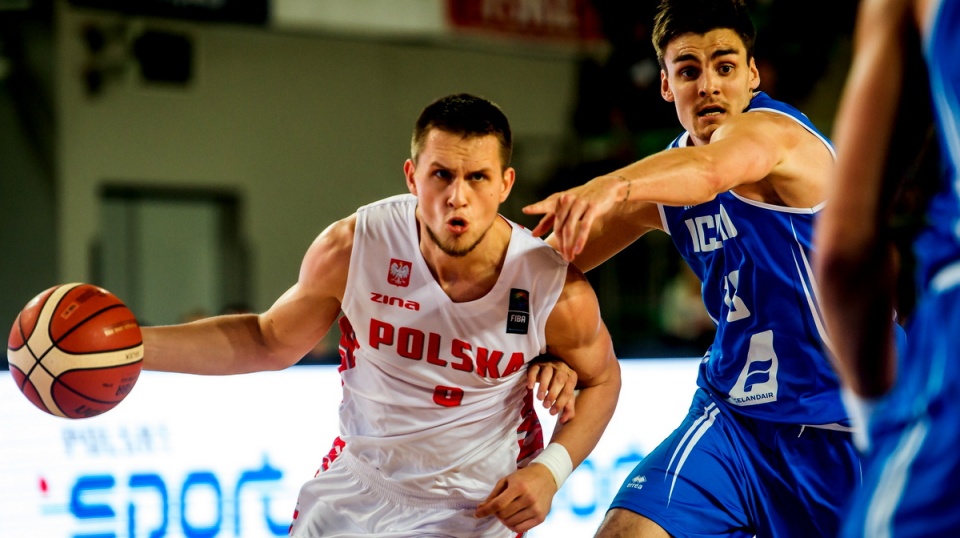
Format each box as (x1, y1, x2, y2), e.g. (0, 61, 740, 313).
(139, 93, 622, 537)
(524, 0, 862, 536)
(817, 0, 960, 536)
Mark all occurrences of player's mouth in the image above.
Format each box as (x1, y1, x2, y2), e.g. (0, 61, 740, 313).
(447, 216, 468, 234)
(697, 104, 726, 117)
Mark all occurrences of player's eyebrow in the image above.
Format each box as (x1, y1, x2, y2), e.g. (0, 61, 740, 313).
(672, 47, 740, 65)
(427, 161, 495, 176)
(711, 48, 739, 60)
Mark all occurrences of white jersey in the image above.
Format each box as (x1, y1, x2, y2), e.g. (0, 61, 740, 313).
(335, 193, 568, 500)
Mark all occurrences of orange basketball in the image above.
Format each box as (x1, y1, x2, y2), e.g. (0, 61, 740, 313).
(6, 283, 143, 419)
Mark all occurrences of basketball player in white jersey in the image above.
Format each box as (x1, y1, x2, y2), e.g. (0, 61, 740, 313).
(817, 0, 960, 535)
(523, 1, 884, 536)
(140, 93, 622, 537)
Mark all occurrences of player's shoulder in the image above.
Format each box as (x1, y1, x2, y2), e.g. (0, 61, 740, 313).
(746, 92, 830, 138)
(506, 217, 568, 266)
(306, 213, 357, 262)
(358, 193, 416, 214)
(745, 91, 803, 117)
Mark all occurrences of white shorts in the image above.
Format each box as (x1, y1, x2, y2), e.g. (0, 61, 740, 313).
(289, 450, 519, 538)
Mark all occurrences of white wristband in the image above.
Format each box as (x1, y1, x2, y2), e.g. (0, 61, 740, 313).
(531, 443, 573, 488)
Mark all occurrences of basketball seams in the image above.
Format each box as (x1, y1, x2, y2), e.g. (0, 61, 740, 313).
(7, 282, 144, 419)
(21, 285, 73, 416)
(55, 361, 142, 417)
(11, 284, 71, 390)
(53, 303, 140, 352)
(46, 284, 122, 347)
(7, 284, 57, 351)
(43, 348, 144, 372)
(8, 312, 25, 351)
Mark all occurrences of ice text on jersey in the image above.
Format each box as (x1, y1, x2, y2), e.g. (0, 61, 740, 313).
(683, 204, 739, 253)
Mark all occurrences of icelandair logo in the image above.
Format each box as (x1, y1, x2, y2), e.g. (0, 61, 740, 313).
(728, 330, 779, 406)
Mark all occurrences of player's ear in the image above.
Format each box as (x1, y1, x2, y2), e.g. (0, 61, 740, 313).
(748, 57, 760, 91)
(499, 167, 516, 202)
(661, 71, 675, 102)
(404, 159, 417, 195)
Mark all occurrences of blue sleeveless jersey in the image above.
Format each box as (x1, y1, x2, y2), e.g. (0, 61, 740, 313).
(914, 0, 960, 291)
(839, 7, 960, 536)
(659, 92, 844, 425)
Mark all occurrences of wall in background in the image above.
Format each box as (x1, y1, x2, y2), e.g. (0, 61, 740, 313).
(44, 1, 583, 324)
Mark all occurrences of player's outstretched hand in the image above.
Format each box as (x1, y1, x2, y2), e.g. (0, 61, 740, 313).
(527, 357, 577, 423)
(474, 464, 557, 533)
(522, 175, 624, 262)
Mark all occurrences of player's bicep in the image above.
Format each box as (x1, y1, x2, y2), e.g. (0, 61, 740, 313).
(710, 114, 791, 185)
(258, 215, 355, 361)
(544, 267, 618, 387)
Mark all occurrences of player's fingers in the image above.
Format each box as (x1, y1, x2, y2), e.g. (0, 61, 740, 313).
(567, 199, 596, 260)
(536, 367, 554, 403)
(474, 479, 509, 518)
(572, 208, 599, 258)
(525, 363, 541, 390)
(549, 194, 571, 253)
(528, 212, 556, 238)
(558, 398, 576, 423)
(554, 194, 584, 261)
(541, 370, 563, 409)
(522, 196, 556, 216)
(500, 507, 547, 533)
(549, 370, 577, 413)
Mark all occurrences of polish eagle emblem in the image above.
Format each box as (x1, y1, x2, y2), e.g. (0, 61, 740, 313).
(387, 258, 412, 287)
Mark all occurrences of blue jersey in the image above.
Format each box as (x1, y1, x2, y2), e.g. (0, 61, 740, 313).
(840, 4, 960, 537)
(659, 92, 843, 425)
(914, 0, 960, 291)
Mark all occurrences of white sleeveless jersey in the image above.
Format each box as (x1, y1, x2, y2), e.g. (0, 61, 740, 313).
(335, 193, 568, 499)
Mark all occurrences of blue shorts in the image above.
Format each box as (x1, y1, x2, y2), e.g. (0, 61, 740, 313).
(841, 280, 960, 538)
(609, 388, 860, 538)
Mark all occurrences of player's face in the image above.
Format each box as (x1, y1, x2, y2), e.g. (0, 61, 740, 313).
(660, 28, 760, 146)
(404, 129, 515, 258)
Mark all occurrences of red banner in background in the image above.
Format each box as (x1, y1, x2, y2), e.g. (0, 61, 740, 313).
(447, 0, 604, 43)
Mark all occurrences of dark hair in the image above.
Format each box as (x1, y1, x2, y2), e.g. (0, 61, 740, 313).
(652, 0, 756, 70)
(411, 93, 513, 169)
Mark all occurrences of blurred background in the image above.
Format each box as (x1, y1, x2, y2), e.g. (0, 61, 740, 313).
(0, 0, 858, 359)
(1, 1, 892, 537)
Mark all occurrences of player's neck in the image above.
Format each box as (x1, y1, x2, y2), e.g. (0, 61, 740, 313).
(422, 219, 511, 303)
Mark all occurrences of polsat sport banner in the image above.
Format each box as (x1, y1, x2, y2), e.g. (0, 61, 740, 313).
(0, 360, 699, 538)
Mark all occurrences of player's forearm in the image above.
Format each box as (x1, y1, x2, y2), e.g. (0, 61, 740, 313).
(142, 314, 292, 375)
(817, 244, 898, 397)
(816, 5, 905, 398)
(612, 145, 744, 207)
(546, 370, 621, 469)
(612, 154, 704, 206)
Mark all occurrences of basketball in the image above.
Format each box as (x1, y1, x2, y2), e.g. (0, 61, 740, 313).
(6, 283, 144, 419)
